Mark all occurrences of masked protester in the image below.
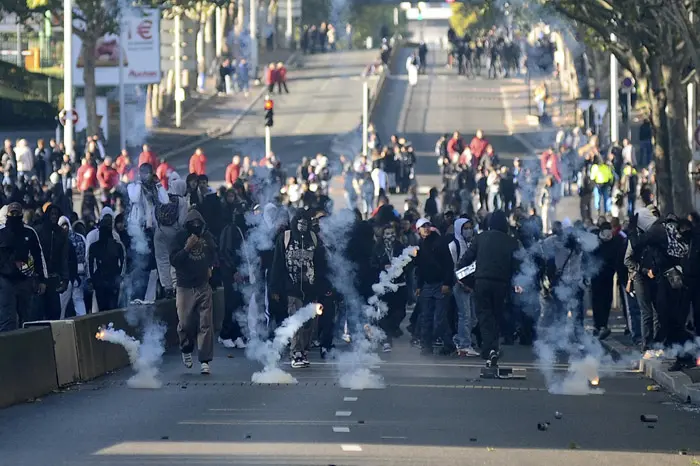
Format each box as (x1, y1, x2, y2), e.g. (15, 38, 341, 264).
(414, 218, 455, 355)
(270, 211, 329, 368)
(171, 210, 218, 375)
(218, 199, 249, 349)
(459, 211, 521, 363)
(313, 211, 338, 358)
(449, 218, 479, 356)
(590, 222, 626, 340)
(0, 202, 48, 331)
(126, 163, 168, 301)
(154, 178, 188, 299)
(370, 223, 409, 352)
(88, 212, 126, 311)
(260, 203, 288, 332)
(58, 216, 87, 317)
(33, 203, 70, 320)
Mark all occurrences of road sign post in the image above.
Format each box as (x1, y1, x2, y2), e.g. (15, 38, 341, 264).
(63, 0, 74, 156)
(362, 81, 369, 156)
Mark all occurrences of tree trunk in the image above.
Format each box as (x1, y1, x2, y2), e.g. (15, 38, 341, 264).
(81, 37, 99, 140)
(648, 54, 674, 214)
(665, 63, 694, 215)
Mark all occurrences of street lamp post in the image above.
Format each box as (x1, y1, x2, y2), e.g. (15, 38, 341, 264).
(63, 0, 74, 156)
(609, 33, 619, 143)
(118, 14, 127, 150)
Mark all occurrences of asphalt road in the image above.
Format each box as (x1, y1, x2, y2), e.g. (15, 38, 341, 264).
(2, 47, 700, 465)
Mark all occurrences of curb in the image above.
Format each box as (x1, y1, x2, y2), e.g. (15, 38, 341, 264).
(600, 339, 700, 405)
(159, 51, 300, 161)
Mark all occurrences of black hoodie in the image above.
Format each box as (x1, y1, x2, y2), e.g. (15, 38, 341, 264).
(270, 211, 328, 301)
(461, 210, 521, 283)
(415, 230, 453, 288)
(34, 204, 70, 282)
(170, 210, 218, 288)
(0, 215, 48, 283)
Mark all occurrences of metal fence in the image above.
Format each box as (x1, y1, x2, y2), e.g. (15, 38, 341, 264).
(0, 32, 63, 69)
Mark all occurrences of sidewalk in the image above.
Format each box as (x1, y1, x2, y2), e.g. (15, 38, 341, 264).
(600, 333, 700, 405)
(146, 49, 297, 160)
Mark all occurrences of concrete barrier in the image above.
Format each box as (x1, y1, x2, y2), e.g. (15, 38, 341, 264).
(0, 327, 58, 408)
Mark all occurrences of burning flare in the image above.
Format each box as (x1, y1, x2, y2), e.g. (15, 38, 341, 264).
(589, 377, 600, 386)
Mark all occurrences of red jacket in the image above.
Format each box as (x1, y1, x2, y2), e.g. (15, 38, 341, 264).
(96, 163, 119, 190)
(225, 163, 241, 185)
(76, 163, 97, 192)
(540, 150, 562, 182)
(446, 137, 465, 156)
(115, 154, 131, 176)
(469, 136, 488, 159)
(189, 153, 207, 176)
(265, 67, 279, 85)
(138, 150, 160, 170)
(277, 66, 287, 82)
(156, 162, 174, 190)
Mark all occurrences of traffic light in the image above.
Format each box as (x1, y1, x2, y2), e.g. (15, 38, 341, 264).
(264, 98, 274, 127)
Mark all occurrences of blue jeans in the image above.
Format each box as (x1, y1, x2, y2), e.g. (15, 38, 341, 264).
(453, 284, 476, 348)
(418, 283, 449, 347)
(594, 185, 611, 214)
(344, 190, 358, 210)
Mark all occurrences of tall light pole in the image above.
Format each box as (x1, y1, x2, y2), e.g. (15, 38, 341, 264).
(609, 33, 619, 143)
(250, 0, 258, 77)
(362, 81, 369, 156)
(174, 12, 183, 128)
(286, 0, 293, 48)
(688, 11, 697, 154)
(63, 0, 74, 157)
(118, 13, 127, 150)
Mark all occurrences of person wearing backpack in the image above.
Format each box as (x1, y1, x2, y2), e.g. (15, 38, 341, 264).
(270, 211, 330, 368)
(154, 177, 188, 299)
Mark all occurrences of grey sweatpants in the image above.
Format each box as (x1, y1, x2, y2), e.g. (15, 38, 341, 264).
(289, 296, 312, 354)
(154, 227, 178, 290)
(176, 283, 214, 363)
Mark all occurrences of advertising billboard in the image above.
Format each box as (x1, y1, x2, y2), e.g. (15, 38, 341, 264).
(72, 8, 161, 86)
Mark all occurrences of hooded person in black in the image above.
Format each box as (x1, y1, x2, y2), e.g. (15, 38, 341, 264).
(33, 203, 70, 320)
(0, 202, 48, 331)
(414, 218, 454, 354)
(590, 222, 627, 339)
(371, 223, 409, 351)
(170, 209, 218, 375)
(459, 210, 521, 361)
(270, 210, 329, 368)
(88, 211, 126, 311)
(218, 200, 248, 349)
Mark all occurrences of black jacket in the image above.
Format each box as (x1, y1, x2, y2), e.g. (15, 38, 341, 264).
(0, 220, 48, 283)
(170, 210, 218, 288)
(88, 227, 125, 285)
(415, 230, 453, 288)
(34, 206, 70, 282)
(460, 211, 520, 283)
(347, 220, 376, 299)
(270, 213, 329, 302)
(219, 221, 247, 276)
(371, 239, 409, 285)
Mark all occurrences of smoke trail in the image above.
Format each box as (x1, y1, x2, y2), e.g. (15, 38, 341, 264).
(95, 315, 166, 389)
(251, 303, 323, 384)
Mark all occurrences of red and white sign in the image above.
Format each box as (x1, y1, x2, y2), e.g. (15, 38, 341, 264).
(59, 109, 79, 126)
(71, 8, 161, 86)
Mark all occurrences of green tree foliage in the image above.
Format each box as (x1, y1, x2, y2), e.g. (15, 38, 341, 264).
(301, 0, 330, 26)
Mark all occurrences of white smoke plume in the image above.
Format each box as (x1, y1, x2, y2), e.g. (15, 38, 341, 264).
(364, 246, 419, 321)
(95, 318, 166, 389)
(251, 303, 323, 384)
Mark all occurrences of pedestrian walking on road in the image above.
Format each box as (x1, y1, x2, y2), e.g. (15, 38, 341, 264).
(171, 209, 218, 375)
(189, 148, 207, 176)
(276, 62, 290, 94)
(265, 63, 278, 94)
(87, 210, 125, 312)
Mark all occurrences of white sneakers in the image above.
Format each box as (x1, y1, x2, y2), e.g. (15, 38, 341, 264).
(200, 362, 210, 375)
(218, 337, 247, 349)
(182, 353, 210, 375)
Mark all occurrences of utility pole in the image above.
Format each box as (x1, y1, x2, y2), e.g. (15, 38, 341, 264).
(286, 0, 293, 48)
(174, 12, 183, 128)
(16, 23, 22, 67)
(264, 96, 274, 155)
(362, 81, 369, 156)
(609, 33, 619, 143)
(215, 7, 223, 58)
(119, 14, 127, 150)
(63, 0, 74, 156)
(689, 11, 697, 155)
(250, 0, 259, 77)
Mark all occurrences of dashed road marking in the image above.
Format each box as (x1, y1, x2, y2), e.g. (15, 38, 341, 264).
(335, 410, 352, 417)
(333, 426, 351, 433)
(341, 444, 363, 452)
(344, 396, 358, 402)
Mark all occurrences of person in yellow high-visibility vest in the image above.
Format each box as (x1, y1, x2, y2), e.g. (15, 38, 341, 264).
(621, 163, 638, 217)
(590, 156, 614, 215)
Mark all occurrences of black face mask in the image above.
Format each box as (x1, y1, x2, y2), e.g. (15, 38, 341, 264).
(6, 216, 23, 231)
(187, 222, 204, 237)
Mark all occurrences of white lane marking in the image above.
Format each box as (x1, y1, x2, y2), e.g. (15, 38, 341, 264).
(341, 444, 363, 452)
(381, 436, 408, 440)
(343, 397, 358, 402)
(335, 411, 352, 417)
(333, 426, 351, 433)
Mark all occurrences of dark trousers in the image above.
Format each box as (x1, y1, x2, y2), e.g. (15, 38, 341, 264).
(0, 277, 35, 332)
(380, 286, 407, 343)
(94, 283, 119, 312)
(277, 81, 289, 93)
(656, 277, 686, 347)
(267, 83, 275, 93)
(34, 279, 61, 320)
(634, 276, 658, 349)
(580, 193, 592, 222)
(591, 273, 614, 329)
(474, 279, 509, 359)
(418, 283, 449, 348)
(690, 284, 700, 337)
(220, 278, 244, 341)
(318, 294, 336, 349)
